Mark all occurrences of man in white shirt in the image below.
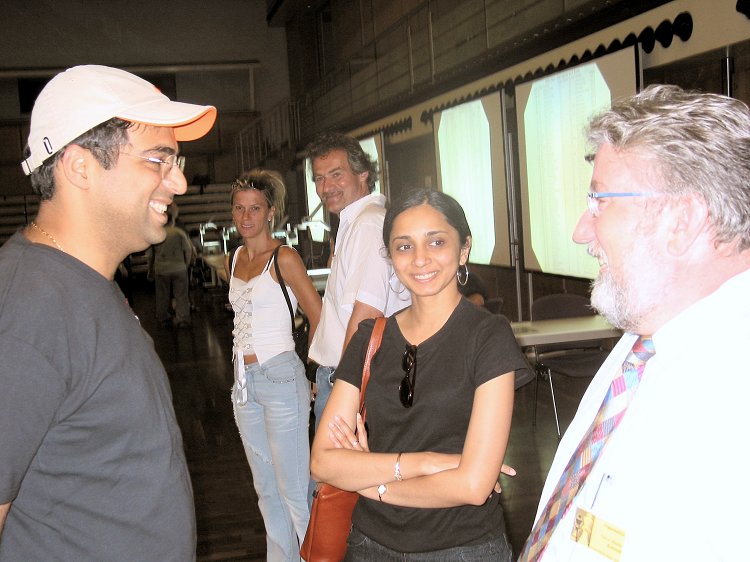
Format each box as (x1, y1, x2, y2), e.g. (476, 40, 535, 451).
(521, 85, 750, 561)
(306, 132, 410, 430)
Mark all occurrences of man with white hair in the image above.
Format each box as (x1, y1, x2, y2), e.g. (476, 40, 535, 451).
(0, 65, 216, 560)
(519, 85, 750, 561)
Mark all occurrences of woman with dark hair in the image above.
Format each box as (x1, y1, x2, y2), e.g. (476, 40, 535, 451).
(224, 168, 321, 562)
(310, 189, 526, 560)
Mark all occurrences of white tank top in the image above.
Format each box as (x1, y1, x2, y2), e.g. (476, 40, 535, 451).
(228, 246, 297, 365)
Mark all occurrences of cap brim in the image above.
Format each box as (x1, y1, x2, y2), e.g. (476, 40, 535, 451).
(117, 99, 217, 141)
(174, 107, 217, 141)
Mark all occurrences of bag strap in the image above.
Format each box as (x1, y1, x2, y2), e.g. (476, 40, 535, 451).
(359, 317, 386, 423)
(272, 246, 296, 331)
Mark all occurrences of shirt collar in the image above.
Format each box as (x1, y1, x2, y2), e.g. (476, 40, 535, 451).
(339, 192, 386, 225)
(652, 267, 750, 351)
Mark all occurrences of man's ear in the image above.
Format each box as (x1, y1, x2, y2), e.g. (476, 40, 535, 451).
(58, 145, 93, 188)
(666, 193, 709, 256)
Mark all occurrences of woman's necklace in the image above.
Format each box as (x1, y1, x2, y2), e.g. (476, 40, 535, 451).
(30, 221, 64, 252)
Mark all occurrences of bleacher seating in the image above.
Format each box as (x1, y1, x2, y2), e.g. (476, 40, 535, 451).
(176, 183, 234, 239)
(0, 194, 39, 246)
(0, 186, 234, 282)
(130, 182, 234, 276)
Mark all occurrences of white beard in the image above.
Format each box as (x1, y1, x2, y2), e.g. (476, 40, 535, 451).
(590, 270, 638, 332)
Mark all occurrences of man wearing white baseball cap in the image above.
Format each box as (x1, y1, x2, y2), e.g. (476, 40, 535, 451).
(0, 65, 216, 560)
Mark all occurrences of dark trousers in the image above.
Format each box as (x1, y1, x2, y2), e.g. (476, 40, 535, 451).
(155, 269, 190, 324)
(344, 526, 513, 561)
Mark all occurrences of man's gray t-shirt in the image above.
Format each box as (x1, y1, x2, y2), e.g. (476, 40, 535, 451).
(0, 232, 195, 560)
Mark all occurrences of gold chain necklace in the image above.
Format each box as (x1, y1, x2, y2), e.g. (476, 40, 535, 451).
(30, 221, 64, 252)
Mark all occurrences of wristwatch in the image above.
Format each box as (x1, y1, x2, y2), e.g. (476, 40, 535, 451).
(377, 484, 387, 501)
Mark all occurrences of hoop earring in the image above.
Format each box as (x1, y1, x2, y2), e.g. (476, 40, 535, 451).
(389, 273, 407, 294)
(457, 263, 469, 286)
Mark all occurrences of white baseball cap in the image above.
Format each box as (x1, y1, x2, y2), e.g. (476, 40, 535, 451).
(22, 65, 217, 175)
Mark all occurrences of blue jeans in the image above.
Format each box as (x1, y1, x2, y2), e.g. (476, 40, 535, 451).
(313, 365, 335, 431)
(308, 365, 336, 507)
(233, 351, 311, 562)
(344, 527, 513, 561)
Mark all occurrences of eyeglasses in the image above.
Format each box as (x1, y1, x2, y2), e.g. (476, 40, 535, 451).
(120, 152, 185, 178)
(231, 178, 271, 192)
(587, 191, 656, 217)
(400, 344, 418, 408)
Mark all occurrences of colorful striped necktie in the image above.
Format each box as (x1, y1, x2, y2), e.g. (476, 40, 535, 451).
(518, 336, 656, 561)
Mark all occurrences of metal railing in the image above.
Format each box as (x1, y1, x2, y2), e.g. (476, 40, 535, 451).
(235, 0, 517, 168)
(234, 98, 301, 173)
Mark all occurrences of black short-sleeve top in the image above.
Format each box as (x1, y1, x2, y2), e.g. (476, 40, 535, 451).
(335, 297, 527, 552)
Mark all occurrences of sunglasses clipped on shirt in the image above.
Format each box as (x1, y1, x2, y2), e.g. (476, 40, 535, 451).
(400, 344, 418, 408)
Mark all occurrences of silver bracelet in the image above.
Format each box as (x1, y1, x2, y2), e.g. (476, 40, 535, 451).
(394, 452, 403, 481)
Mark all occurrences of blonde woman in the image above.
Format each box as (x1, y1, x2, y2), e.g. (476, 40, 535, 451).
(225, 169, 321, 561)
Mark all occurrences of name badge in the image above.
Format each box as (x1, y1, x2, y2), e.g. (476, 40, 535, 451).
(571, 507, 626, 561)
